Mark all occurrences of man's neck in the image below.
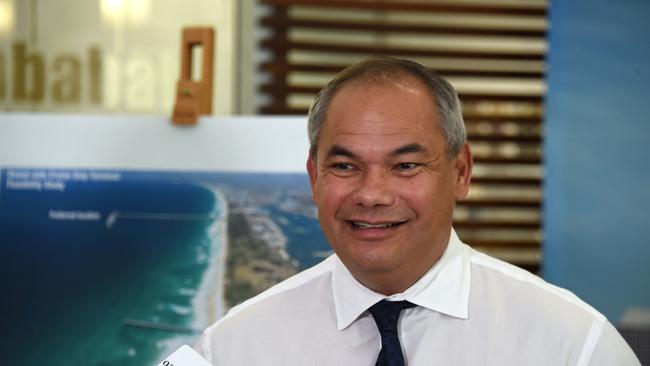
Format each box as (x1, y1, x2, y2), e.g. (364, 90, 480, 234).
(355, 242, 448, 296)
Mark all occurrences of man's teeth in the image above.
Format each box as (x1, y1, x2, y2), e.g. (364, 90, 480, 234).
(352, 222, 399, 229)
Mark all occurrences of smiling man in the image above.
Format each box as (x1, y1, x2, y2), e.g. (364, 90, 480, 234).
(195, 58, 639, 365)
(306, 68, 471, 298)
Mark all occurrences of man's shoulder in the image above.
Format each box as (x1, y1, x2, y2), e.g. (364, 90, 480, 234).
(196, 255, 338, 362)
(464, 247, 641, 364)
(205, 254, 337, 335)
(467, 246, 604, 321)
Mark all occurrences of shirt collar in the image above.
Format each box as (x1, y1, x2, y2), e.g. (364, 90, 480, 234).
(331, 229, 471, 331)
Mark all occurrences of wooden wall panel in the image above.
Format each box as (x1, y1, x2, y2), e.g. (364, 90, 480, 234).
(258, 0, 548, 273)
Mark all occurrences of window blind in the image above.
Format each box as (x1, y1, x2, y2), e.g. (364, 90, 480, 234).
(258, 0, 547, 273)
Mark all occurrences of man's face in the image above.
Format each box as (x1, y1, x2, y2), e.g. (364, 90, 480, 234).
(307, 77, 472, 294)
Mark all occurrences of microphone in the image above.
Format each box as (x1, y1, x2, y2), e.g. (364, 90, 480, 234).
(157, 345, 213, 366)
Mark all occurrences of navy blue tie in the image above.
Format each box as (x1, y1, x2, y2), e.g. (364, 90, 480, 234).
(368, 300, 416, 366)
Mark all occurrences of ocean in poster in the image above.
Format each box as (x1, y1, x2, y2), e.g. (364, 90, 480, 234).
(0, 168, 330, 365)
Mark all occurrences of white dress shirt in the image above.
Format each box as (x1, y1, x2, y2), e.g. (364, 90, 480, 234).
(195, 230, 640, 365)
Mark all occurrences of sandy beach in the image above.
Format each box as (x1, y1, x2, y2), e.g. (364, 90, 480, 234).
(155, 185, 229, 363)
(193, 186, 229, 330)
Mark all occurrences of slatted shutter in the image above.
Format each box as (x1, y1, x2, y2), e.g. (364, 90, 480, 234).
(258, 0, 547, 273)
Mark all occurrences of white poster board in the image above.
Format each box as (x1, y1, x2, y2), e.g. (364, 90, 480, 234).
(0, 114, 327, 366)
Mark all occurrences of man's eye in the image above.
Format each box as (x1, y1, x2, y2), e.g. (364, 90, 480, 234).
(333, 163, 353, 170)
(397, 163, 417, 170)
(329, 162, 358, 177)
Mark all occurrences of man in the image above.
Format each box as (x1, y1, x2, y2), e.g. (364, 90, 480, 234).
(195, 58, 639, 365)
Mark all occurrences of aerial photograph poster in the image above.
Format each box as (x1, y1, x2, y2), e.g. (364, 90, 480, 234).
(0, 167, 330, 366)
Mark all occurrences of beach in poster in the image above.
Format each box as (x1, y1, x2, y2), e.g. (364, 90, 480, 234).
(0, 167, 330, 365)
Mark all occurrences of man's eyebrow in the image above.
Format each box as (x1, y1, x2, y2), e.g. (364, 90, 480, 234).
(325, 145, 359, 160)
(390, 143, 428, 157)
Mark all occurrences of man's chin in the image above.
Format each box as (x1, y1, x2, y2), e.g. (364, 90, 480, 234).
(343, 251, 403, 276)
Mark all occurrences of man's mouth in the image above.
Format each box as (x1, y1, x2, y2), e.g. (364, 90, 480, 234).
(349, 221, 407, 229)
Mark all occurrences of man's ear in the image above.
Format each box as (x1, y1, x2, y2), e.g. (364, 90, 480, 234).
(453, 143, 473, 200)
(306, 153, 318, 204)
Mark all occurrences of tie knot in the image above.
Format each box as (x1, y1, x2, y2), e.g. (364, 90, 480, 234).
(368, 300, 415, 334)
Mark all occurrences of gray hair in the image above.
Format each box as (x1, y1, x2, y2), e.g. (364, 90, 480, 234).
(307, 57, 466, 159)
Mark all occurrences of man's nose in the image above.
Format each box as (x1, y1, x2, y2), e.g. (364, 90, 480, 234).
(353, 168, 395, 207)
